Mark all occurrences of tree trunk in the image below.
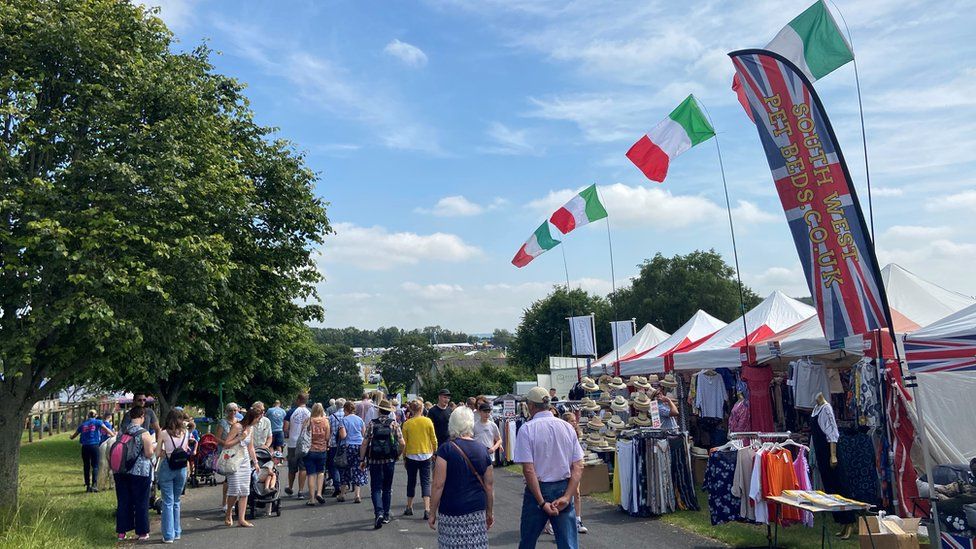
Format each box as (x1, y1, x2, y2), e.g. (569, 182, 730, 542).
(0, 392, 29, 520)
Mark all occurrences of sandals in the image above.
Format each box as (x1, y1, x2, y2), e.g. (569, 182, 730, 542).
(224, 518, 233, 527)
(354, 497, 362, 504)
(305, 501, 316, 506)
(238, 521, 254, 528)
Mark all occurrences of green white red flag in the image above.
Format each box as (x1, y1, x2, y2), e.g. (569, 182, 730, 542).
(732, 0, 853, 119)
(512, 221, 561, 268)
(549, 184, 608, 234)
(625, 95, 715, 182)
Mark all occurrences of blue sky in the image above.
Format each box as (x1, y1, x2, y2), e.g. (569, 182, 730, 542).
(151, 0, 976, 332)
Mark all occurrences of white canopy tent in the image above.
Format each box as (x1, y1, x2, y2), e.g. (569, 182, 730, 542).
(585, 322, 670, 373)
(617, 310, 726, 375)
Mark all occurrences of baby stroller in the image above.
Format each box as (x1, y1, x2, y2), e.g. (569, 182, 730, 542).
(189, 434, 219, 487)
(247, 448, 282, 519)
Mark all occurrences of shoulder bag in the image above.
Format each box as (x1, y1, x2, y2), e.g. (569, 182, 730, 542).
(450, 441, 488, 494)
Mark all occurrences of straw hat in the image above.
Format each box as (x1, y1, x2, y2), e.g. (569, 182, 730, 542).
(631, 392, 652, 411)
(603, 431, 618, 445)
(580, 397, 600, 412)
(580, 377, 599, 392)
(596, 394, 612, 408)
(609, 395, 630, 412)
(607, 376, 627, 390)
(585, 416, 605, 431)
(606, 415, 627, 431)
(583, 451, 603, 465)
(377, 399, 395, 413)
(646, 374, 660, 386)
(630, 412, 653, 427)
(584, 432, 606, 447)
(631, 376, 652, 390)
(661, 373, 678, 388)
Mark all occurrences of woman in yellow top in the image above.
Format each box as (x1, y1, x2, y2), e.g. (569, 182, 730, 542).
(401, 399, 438, 520)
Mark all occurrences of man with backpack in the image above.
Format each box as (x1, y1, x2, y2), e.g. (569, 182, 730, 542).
(360, 399, 405, 530)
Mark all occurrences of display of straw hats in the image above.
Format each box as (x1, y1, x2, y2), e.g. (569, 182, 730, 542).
(583, 451, 603, 466)
(631, 392, 652, 411)
(631, 376, 652, 390)
(630, 412, 653, 427)
(585, 416, 605, 431)
(607, 376, 626, 390)
(596, 394, 612, 408)
(606, 415, 627, 431)
(661, 373, 678, 388)
(580, 377, 599, 392)
(609, 395, 630, 412)
(585, 433, 612, 451)
(580, 397, 600, 412)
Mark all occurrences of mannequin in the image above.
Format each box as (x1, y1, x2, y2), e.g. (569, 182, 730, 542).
(811, 391, 854, 538)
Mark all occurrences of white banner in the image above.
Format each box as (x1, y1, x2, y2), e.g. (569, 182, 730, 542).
(610, 320, 635, 350)
(569, 315, 596, 357)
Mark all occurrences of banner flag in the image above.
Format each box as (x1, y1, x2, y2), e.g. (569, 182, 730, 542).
(569, 315, 597, 357)
(729, 49, 893, 347)
(610, 320, 635, 351)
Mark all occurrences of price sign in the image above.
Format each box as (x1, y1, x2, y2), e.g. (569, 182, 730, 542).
(503, 399, 516, 418)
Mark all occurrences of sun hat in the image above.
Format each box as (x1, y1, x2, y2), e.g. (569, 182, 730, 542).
(525, 386, 550, 404)
(609, 395, 630, 412)
(596, 394, 612, 408)
(585, 416, 605, 431)
(585, 432, 606, 447)
(632, 376, 652, 390)
(580, 397, 600, 412)
(580, 377, 599, 392)
(630, 413, 653, 427)
(607, 376, 627, 390)
(603, 431, 618, 445)
(631, 392, 652, 411)
(377, 399, 395, 413)
(661, 373, 678, 388)
(606, 415, 627, 431)
(646, 374, 660, 385)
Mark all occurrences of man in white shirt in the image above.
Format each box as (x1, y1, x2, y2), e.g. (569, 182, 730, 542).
(283, 393, 311, 498)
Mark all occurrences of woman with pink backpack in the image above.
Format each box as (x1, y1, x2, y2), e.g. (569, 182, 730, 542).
(111, 406, 155, 542)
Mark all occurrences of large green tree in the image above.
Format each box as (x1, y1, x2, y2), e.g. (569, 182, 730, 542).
(508, 287, 612, 371)
(308, 343, 363, 404)
(377, 335, 439, 395)
(0, 0, 329, 512)
(610, 250, 762, 333)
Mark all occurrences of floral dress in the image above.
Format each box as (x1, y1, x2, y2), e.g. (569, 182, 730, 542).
(703, 449, 740, 525)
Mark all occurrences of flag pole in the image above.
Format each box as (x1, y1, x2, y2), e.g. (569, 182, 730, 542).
(694, 95, 750, 345)
(598, 187, 622, 376)
(560, 243, 572, 291)
(826, 0, 875, 237)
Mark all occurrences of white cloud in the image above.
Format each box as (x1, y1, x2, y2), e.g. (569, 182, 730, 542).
(141, 0, 198, 29)
(324, 222, 481, 270)
(478, 122, 542, 155)
(925, 190, 976, 211)
(383, 39, 429, 68)
(871, 186, 904, 197)
(401, 282, 464, 299)
(878, 238, 976, 296)
(743, 264, 810, 297)
(415, 195, 506, 217)
(526, 183, 778, 230)
(215, 22, 442, 154)
(881, 225, 953, 242)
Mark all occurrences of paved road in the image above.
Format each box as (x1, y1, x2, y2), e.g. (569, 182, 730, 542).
(176, 467, 722, 548)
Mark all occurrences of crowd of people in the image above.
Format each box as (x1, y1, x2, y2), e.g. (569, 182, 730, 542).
(72, 387, 586, 548)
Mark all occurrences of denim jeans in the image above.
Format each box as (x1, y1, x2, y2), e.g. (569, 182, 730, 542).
(157, 459, 187, 541)
(81, 444, 100, 488)
(404, 457, 431, 498)
(368, 462, 396, 518)
(518, 479, 578, 549)
(114, 473, 152, 536)
(326, 447, 341, 487)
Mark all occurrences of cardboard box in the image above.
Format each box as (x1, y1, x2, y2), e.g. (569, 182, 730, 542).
(693, 455, 708, 486)
(579, 463, 609, 496)
(859, 516, 923, 549)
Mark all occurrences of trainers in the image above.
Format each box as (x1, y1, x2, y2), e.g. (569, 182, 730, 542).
(162, 540, 174, 544)
(382, 515, 391, 524)
(423, 510, 429, 521)
(331, 489, 341, 498)
(284, 487, 294, 496)
(315, 494, 326, 504)
(577, 519, 588, 534)
(374, 516, 384, 530)
(296, 492, 306, 500)
(91, 487, 99, 493)
(403, 507, 413, 516)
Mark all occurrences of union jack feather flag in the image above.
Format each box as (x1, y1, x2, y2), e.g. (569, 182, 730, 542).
(905, 335, 976, 373)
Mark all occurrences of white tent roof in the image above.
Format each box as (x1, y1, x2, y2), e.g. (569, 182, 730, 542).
(586, 323, 670, 371)
(618, 311, 726, 375)
(672, 291, 816, 370)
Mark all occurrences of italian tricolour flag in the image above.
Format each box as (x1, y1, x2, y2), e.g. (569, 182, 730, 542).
(549, 184, 608, 234)
(733, 0, 853, 118)
(511, 221, 561, 268)
(625, 95, 715, 183)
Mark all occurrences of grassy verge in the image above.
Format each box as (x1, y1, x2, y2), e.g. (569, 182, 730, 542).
(1, 434, 118, 548)
(500, 464, 857, 548)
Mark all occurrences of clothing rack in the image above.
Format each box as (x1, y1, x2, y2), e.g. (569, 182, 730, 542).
(729, 431, 793, 440)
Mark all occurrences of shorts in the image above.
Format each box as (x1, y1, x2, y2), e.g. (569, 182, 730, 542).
(287, 448, 305, 472)
(303, 451, 327, 475)
(272, 431, 284, 448)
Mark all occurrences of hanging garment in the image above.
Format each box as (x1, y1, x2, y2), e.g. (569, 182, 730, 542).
(810, 405, 855, 525)
(838, 430, 880, 506)
(732, 446, 757, 521)
(613, 446, 621, 505)
(749, 449, 769, 524)
(670, 436, 699, 511)
(728, 399, 751, 434)
(742, 365, 775, 432)
(695, 371, 728, 419)
(791, 359, 831, 410)
(792, 447, 815, 527)
(853, 358, 881, 429)
(704, 449, 740, 525)
(762, 448, 803, 525)
(617, 440, 634, 513)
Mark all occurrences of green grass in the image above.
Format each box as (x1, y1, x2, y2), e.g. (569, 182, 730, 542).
(500, 463, 858, 548)
(1, 434, 118, 548)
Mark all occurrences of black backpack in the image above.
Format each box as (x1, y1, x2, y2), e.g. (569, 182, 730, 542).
(369, 417, 399, 461)
(167, 433, 189, 470)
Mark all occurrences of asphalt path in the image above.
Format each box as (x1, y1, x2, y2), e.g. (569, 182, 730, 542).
(175, 466, 723, 548)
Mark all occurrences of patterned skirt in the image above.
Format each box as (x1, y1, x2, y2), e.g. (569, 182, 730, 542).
(437, 510, 489, 549)
(339, 445, 367, 487)
(226, 460, 251, 497)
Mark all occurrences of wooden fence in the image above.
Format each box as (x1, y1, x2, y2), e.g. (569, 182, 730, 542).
(23, 401, 128, 443)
